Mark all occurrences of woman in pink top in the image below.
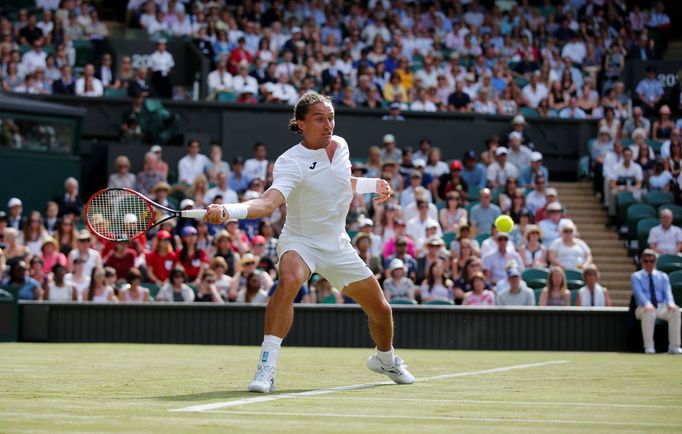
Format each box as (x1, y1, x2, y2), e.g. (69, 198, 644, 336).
(463, 271, 496, 306)
(41, 237, 67, 274)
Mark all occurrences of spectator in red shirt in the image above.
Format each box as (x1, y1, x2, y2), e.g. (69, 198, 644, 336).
(104, 242, 138, 282)
(145, 230, 177, 285)
(177, 226, 208, 285)
(228, 38, 253, 75)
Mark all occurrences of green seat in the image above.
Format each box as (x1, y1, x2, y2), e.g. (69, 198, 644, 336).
(1, 286, 18, 300)
(442, 232, 456, 248)
(587, 138, 597, 156)
(468, 186, 481, 202)
(533, 287, 542, 304)
(389, 297, 417, 305)
(626, 203, 657, 240)
(646, 139, 663, 155)
(474, 233, 489, 245)
(522, 267, 549, 284)
(491, 187, 503, 204)
(658, 204, 682, 227)
(637, 218, 660, 253)
(144, 283, 160, 299)
(465, 201, 478, 214)
(526, 278, 548, 289)
(668, 271, 682, 293)
(672, 286, 682, 305)
(217, 92, 237, 103)
(424, 299, 454, 305)
(347, 230, 358, 241)
(515, 76, 530, 89)
(616, 191, 639, 225)
(644, 191, 674, 209)
(104, 88, 127, 98)
(578, 155, 589, 179)
(519, 107, 539, 118)
(564, 269, 584, 291)
(570, 289, 578, 306)
(435, 200, 446, 211)
(656, 254, 682, 274)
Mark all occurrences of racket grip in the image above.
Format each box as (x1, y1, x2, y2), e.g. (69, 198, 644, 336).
(181, 209, 207, 220)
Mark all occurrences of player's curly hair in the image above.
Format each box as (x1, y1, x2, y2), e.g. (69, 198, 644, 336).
(288, 91, 333, 134)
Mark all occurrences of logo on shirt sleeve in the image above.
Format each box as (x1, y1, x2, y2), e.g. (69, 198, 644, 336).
(309, 162, 317, 169)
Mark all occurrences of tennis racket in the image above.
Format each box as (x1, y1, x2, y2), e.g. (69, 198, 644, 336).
(84, 188, 214, 242)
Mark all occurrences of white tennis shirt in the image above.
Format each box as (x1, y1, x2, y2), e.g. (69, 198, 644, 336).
(269, 135, 353, 251)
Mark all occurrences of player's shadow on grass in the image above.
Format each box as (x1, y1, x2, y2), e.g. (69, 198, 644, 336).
(153, 389, 316, 402)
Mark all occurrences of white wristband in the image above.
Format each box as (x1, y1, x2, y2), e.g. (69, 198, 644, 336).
(356, 177, 378, 194)
(223, 203, 248, 220)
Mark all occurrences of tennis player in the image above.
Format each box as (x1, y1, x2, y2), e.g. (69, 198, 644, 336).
(205, 91, 414, 393)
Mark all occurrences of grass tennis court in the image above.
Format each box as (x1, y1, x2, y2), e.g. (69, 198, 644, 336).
(1, 344, 681, 433)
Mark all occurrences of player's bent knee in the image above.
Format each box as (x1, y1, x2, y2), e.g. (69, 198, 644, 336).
(370, 300, 393, 322)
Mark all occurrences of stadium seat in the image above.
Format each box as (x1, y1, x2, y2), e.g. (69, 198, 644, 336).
(636, 218, 660, 253)
(468, 186, 481, 202)
(217, 92, 237, 103)
(389, 297, 417, 305)
(626, 203, 656, 240)
(644, 191, 674, 209)
(533, 287, 542, 304)
(424, 299, 454, 305)
(442, 232, 456, 248)
(564, 269, 584, 291)
(474, 233, 489, 244)
(668, 271, 682, 293)
(522, 267, 549, 290)
(491, 187, 503, 204)
(346, 229, 358, 240)
(570, 289, 578, 306)
(104, 88, 127, 98)
(616, 191, 639, 224)
(658, 204, 682, 227)
(672, 286, 682, 306)
(578, 155, 589, 179)
(0, 286, 18, 300)
(436, 200, 446, 211)
(646, 139, 662, 155)
(519, 107, 539, 118)
(656, 254, 682, 274)
(144, 283, 160, 299)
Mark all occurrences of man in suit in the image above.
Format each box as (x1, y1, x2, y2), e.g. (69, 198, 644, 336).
(631, 249, 682, 354)
(52, 65, 76, 95)
(127, 66, 150, 98)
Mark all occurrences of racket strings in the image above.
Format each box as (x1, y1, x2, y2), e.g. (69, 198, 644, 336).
(87, 190, 152, 241)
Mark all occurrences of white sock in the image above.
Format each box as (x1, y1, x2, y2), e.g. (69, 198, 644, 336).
(376, 347, 395, 366)
(259, 335, 283, 368)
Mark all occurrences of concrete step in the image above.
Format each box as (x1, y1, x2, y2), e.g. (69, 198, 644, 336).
(578, 230, 620, 239)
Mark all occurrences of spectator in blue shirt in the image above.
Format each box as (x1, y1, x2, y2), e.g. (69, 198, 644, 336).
(631, 249, 682, 354)
(469, 188, 501, 235)
(636, 66, 665, 117)
(228, 156, 251, 195)
(519, 151, 549, 188)
(461, 150, 487, 190)
(9, 261, 42, 300)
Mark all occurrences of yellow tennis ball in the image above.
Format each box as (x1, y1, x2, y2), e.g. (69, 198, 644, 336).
(495, 215, 514, 233)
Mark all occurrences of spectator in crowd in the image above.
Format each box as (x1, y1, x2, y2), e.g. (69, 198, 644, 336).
(648, 209, 682, 255)
(622, 106, 651, 139)
(145, 230, 176, 285)
(52, 64, 76, 94)
(606, 147, 642, 223)
(128, 66, 151, 97)
(559, 96, 587, 119)
(419, 258, 453, 303)
(439, 191, 467, 235)
(6, 198, 25, 231)
(70, 257, 90, 302)
(406, 199, 441, 251)
(95, 53, 117, 89)
(207, 58, 232, 99)
(548, 221, 592, 271)
(243, 142, 269, 181)
(56, 177, 83, 218)
(148, 39, 174, 98)
(22, 210, 48, 257)
(236, 271, 268, 303)
(538, 202, 569, 245)
(104, 241, 137, 282)
(87, 267, 116, 303)
(135, 152, 166, 196)
(354, 232, 383, 280)
(383, 234, 417, 282)
(469, 188, 501, 235)
(228, 156, 251, 195)
(40, 236, 66, 274)
(178, 139, 210, 185)
(382, 102, 405, 121)
(576, 265, 612, 307)
(539, 266, 571, 307)
(518, 225, 548, 269)
(496, 267, 535, 306)
(44, 263, 76, 302)
(631, 249, 681, 354)
(487, 147, 518, 189)
(195, 270, 224, 303)
(43, 202, 59, 235)
(75, 63, 103, 97)
(462, 271, 495, 306)
(506, 132, 532, 172)
(156, 267, 195, 302)
(416, 236, 447, 284)
(312, 275, 343, 304)
(206, 171, 239, 205)
(461, 150, 486, 189)
(648, 159, 673, 192)
(653, 105, 675, 141)
(519, 152, 548, 190)
(206, 143, 230, 184)
(9, 259, 41, 300)
(382, 258, 415, 302)
(636, 66, 664, 117)
(68, 230, 102, 277)
(660, 129, 681, 159)
(525, 175, 548, 216)
(522, 73, 548, 109)
(117, 268, 151, 303)
(210, 256, 237, 301)
(482, 232, 524, 285)
(108, 155, 136, 189)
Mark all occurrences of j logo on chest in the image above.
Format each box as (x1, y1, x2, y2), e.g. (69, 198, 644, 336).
(309, 162, 317, 169)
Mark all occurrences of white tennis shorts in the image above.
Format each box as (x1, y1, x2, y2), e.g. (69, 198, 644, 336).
(276, 239, 373, 290)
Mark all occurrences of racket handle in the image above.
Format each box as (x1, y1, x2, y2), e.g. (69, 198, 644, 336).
(181, 209, 207, 220)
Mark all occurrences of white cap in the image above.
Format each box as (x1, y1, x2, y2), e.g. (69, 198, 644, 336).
(359, 217, 374, 227)
(388, 258, 406, 271)
(124, 213, 138, 224)
(383, 134, 395, 143)
(512, 114, 526, 125)
(150, 145, 162, 153)
(291, 26, 301, 33)
(560, 219, 576, 231)
(508, 131, 522, 141)
(495, 147, 508, 156)
(413, 158, 426, 168)
(243, 190, 260, 200)
(180, 199, 195, 209)
(530, 151, 543, 162)
(599, 126, 612, 136)
(7, 197, 22, 208)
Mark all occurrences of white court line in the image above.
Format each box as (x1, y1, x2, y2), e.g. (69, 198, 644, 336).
(170, 360, 567, 413)
(200, 410, 680, 428)
(284, 396, 682, 409)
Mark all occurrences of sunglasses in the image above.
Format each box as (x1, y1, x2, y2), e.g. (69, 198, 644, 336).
(642, 258, 655, 264)
(205, 280, 215, 284)
(244, 261, 256, 266)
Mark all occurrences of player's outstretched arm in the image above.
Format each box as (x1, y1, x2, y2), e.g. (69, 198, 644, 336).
(351, 176, 391, 204)
(204, 189, 285, 224)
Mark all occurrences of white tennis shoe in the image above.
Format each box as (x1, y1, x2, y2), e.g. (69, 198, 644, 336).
(248, 364, 276, 393)
(367, 354, 415, 384)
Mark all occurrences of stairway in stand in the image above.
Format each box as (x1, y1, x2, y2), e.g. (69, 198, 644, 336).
(553, 181, 634, 307)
